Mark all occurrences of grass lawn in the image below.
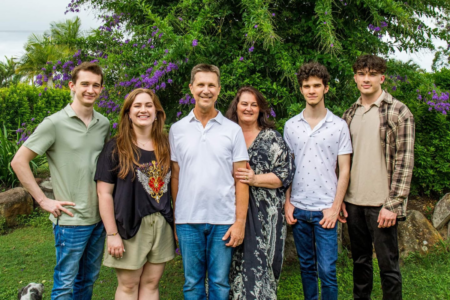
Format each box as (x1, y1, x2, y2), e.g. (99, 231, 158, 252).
(1, 214, 449, 300)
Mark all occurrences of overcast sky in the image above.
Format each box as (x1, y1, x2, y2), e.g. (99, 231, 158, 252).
(0, 0, 447, 72)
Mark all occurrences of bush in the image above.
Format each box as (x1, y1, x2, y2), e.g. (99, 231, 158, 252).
(0, 84, 71, 132)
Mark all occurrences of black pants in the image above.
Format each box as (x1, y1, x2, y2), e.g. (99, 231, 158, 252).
(346, 202, 402, 300)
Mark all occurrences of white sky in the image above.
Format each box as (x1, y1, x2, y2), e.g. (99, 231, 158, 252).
(0, 0, 447, 72)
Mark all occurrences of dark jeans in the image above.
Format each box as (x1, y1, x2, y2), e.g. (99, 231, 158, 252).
(292, 208, 338, 300)
(346, 202, 402, 300)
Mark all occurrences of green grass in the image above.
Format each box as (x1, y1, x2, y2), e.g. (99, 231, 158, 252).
(1, 216, 449, 300)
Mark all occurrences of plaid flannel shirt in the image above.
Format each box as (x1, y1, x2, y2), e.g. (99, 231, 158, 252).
(342, 91, 415, 219)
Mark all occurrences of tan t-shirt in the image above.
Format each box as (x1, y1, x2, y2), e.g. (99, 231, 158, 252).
(345, 92, 390, 206)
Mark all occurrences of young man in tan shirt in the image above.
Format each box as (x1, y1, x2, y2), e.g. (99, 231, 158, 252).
(341, 54, 415, 300)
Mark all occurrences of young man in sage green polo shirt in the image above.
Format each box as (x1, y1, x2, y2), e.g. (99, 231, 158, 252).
(12, 62, 110, 300)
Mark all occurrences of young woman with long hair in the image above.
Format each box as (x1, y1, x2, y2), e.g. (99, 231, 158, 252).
(95, 88, 174, 300)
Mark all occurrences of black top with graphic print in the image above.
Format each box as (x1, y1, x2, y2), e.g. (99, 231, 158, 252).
(95, 138, 173, 239)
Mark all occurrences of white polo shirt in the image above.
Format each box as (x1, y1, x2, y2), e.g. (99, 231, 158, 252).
(169, 110, 249, 224)
(284, 109, 352, 211)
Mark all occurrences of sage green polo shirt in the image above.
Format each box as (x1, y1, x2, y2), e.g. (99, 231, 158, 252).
(24, 104, 110, 225)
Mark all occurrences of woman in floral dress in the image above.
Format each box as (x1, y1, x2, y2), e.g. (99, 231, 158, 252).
(226, 86, 295, 300)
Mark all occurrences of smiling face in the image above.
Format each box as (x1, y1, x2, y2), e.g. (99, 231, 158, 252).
(128, 93, 156, 129)
(189, 71, 221, 112)
(354, 68, 385, 97)
(68, 70, 102, 107)
(236, 92, 260, 126)
(300, 76, 329, 108)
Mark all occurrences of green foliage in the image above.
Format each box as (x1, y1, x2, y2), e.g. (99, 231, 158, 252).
(0, 57, 21, 88)
(0, 84, 71, 132)
(0, 125, 47, 188)
(433, 68, 450, 90)
(16, 208, 50, 229)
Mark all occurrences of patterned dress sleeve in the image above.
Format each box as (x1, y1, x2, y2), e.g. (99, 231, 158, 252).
(269, 129, 296, 188)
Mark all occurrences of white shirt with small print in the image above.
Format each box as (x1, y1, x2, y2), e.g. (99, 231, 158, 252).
(169, 110, 249, 224)
(284, 109, 352, 211)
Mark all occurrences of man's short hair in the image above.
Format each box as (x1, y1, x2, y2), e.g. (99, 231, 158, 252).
(190, 64, 221, 86)
(352, 54, 387, 74)
(297, 62, 330, 87)
(71, 62, 104, 86)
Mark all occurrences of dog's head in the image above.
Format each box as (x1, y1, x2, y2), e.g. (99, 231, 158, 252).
(18, 283, 44, 300)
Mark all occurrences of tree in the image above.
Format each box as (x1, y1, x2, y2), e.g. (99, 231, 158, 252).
(0, 57, 21, 88)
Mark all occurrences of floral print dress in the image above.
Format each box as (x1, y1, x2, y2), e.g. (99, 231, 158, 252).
(229, 128, 295, 300)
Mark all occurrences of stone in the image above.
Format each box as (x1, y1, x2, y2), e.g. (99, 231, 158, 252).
(432, 193, 450, 230)
(438, 223, 448, 240)
(398, 210, 443, 258)
(0, 187, 33, 226)
(39, 179, 54, 200)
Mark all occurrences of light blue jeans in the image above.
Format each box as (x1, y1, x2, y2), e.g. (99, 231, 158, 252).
(51, 221, 105, 300)
(292, 208, 338, 300)
(176, 224, 233, 300)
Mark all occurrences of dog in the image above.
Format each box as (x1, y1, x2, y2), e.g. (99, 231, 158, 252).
(17, 283, 44, 300)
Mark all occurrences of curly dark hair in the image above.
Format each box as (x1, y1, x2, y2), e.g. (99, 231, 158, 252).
(352, 54, 387, 74)
(225, 86, 275, 129)
(297, 62, 330, 87)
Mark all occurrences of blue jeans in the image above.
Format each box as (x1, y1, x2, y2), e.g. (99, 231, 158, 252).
(51, 221, 105, 300)
(292, 208, 338, 300)
(176, 224, 233, 300)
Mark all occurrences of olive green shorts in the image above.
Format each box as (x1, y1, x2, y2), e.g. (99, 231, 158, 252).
(103, 212, 175, 270)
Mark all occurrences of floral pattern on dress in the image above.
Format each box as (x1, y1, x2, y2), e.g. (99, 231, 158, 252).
(229, 128, 295, 300)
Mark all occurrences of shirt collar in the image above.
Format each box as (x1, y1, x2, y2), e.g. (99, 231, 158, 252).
(355, 90, 388, 107)
(188, 109, 224, 124)
(298, 108, 334, 123)
(64, 103, 99, 120)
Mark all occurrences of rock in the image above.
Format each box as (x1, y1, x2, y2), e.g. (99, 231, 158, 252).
(432, 193, 450, 230)
(398, 210, 443, 258)
(0, 187, 33, 226)
(284, 225, 298, 262)
(39, 179, 54, 200)
(438, 223, 448, 240)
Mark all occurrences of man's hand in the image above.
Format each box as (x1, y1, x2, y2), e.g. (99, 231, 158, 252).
(285, 200, 297, 225)
(377, 207, 397, 228)
(223, 220, 245, 247)
(319, 207, 339, 229)
(107, 235, 125, 258)
(338, 202, 348, 223)
(40, 198, 75, 218)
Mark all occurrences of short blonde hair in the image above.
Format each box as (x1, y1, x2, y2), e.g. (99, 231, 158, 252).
(190, 64, 221, 86)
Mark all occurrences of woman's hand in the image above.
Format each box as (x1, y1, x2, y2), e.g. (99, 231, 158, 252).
(107, 235, 125, 259)
(235, 162, 257, 186)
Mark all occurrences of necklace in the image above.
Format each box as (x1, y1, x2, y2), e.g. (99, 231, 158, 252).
(136, 140, 151, 147)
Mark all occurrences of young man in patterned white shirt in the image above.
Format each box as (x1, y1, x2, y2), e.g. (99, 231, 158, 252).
(284, 62, 352, 300)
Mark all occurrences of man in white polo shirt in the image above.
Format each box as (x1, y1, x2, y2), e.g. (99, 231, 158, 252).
(284, 62, 352, 300)
(169, 64, 249, 300)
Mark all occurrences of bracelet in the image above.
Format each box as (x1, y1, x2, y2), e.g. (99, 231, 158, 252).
(107, 232, 118, 236)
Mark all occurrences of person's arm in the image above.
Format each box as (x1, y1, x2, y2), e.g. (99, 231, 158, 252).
(320, 154, 351, 229)
(223, 161, 249, 247)
(379, 106, 415, 228)
(170, 161, 180, 242)
(97, 181, 124, 258)
(235, 162, 282, 188)
(284, 185, 297, 225)
(11, 146, 75, 217)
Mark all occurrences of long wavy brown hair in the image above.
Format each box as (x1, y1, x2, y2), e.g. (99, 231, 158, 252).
(114, 88, 170, 179)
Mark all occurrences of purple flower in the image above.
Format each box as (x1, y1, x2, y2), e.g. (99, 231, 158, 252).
(392, 86, 397, 91)
(161, 82, 166, 89)
(154, 60, 158, 66)
(374, 26, 381, 32)
(270, 108, 276, 117)
(178, 17, 183, 21)
(177, 111, 182, 118)
(141, 44, 146, 49)
(323, 21, 327, 24)
(239, 56, 244, 61)
(325, 11, 328, 15)
(150, 45, 155, 49)
(125, 39, 130, 44)
(249, 46, 254, 52)
(165, 49, 169, 53)
(168, 79, 173, 84)
(417, 95, 422, 100)
(254, 25, 258, 28)
(272, 13, 275, 16)
(163, 60, 167, 64)
(21, 123, 26, 127)
(330, 43, 334, 47)
(113, 123, 118, 129)
(381, 21, 388, 27)
(192, 39, 198, 47)
(41, 68, 46, 71)
(31, 118, 35, 122)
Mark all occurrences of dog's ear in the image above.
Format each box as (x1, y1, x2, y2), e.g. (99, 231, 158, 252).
(29, 288, 42, 300)
(17, 286, 25, 299)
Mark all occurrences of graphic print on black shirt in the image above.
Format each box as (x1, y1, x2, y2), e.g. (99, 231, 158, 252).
(136, 161, 171, 203)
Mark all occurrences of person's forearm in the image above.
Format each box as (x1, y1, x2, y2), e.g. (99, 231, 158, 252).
(98, 193, 118, 234)
(171, 177, 179, 221)
(285, 185, 292, 204)
(235, 180, 249, 222)
(331, 170, 350, 212)
(253, 173, 283, 189)
(11, 159, 47, 203)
